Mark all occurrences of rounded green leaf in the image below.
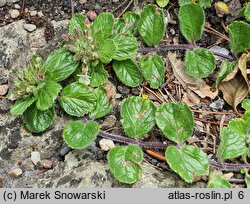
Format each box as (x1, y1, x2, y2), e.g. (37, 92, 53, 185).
(97, 39, 116, 64)
(207, 171, 232, 188)
(59, 82, 96, 117)
(44, 48, 80, 82)
(228, 21, 250, 54)
(120, 96, 155, 139)
(138, 4, 165, 46)
(179, 3, 205, 43)
(155, 102, 194, 144)
(88, 62, 108, 87)
(166, 145, 210, 183)
(242, 99, 250, 111)
(91, 12, 114, 42)
(244, 3, 250, 22)
(217, 126, 247, 161)
(90, 87, 112, 119)
(185, 48, 216, 78)
(140, 54, 165, 89)
(112, 34, 138, 61)
(23, 103, 56, 133)
(62, 120, 100, 149)
(156, 0, 169, 8)
(69, 13, 86, 35)
(114, 12, 139, 35)
(113, 59, 143, 87)
(10, 97, 36, 116)
(107, 144, 143, 184)
(34, 81, 62, 111)
(178, 0, 192, 6)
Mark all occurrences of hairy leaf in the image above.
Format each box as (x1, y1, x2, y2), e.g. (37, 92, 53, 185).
(138, 4, 165, 46)
(115, 12, 139, 35)
(207, 171, 232, 188)
(245, 3, 250, 22)
(166, 145, 210, 183)
(34, 81, 62, 111)
(62, 120, 100, 149)
(97, 39, 116, 63)
(179, 3, 205, 43)
(217, 126, 247, 161)
(23, 104, 56, 133)
(216, 60, 236, 89)
(156, 0, 169, 7)
(112, 34, 138, 61)
(199, 0, 213, 9)
(228, 21, 250, 54)
(108, 144, 143, 184)
(69, 13, 86, 35)
(120, 96, 155, 139)
(59, 82, 96, 116)
(44, 48, 80, 82)
(113, 59, 143, 87)
(178, 0, 192, 6)
(242, 99, 250, 111)
(140, 54, 165, 89)
(10, 97, 36, 116)
(88, 62, 108, 87)
(90, 87, 112, 119)
(185, 48, 216, 78)
(155, 102, 194, 144)
(91, 12, 114, 42)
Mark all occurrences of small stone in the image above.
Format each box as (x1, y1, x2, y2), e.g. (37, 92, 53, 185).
(23, 24, 37, 32)
(8, 168, 23, 177)
(37, 11, 44, 17)
(14, 3, 20, 9)
(101, 115, 117, 129)
(79, 0, 87, 4)
(29, 10, 37, 16)
(9, 9, 20, 19)
(7, 0, 19, 3)
(209, 99, 224, 111)
(59, 145, 72, 157)
(0, 176, 3, 187)
(117, 85, 130, 95)
(0, 84, 8, 96)
(31, 151, 41, 165)
(0, 0, 6, 7)
(99, 139, 115, 151)
(86, 10, 97, 21)
(39, 160, 53, 169)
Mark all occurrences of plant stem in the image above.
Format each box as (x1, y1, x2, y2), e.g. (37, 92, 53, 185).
(138, 44, 235, 61)
(98, 130, 170, 149)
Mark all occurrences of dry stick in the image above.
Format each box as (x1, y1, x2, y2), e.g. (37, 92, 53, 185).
(111, 0, 129, 13)
(204, 25, 229, 41)
(138, 44, 235, 61)
(118, 0, 134, 18)
(194, 117, 228, 126)
(71, 0, 75, 16)
(192, 109, 240, 115)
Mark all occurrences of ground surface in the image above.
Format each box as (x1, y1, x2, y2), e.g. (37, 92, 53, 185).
(0, 0, 248, 188)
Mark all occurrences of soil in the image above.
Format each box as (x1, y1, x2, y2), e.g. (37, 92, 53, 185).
(0, 0, 249, 188)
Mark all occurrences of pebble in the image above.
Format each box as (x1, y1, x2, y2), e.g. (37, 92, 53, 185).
(38, 160, 53, 169)
(209, 99, 224, 111)
(99, 139, 115, 151)
(0, 176, 3, 187)
(37, 11, 44, 17)
(0, 0, 6, 7)
(9, 9, 20, 19)
(86, 10, 97, 21)
(8, 168, 23, 177)
(59, 145, 72, 157)
(7, 0, 19, 3)
(79, 0, 87, 4)
(14, 3, 20, 9)
(30, 10, 37, 16)
(117, 85, 130, 95)
(31, 151, 41, 165)
(101, 115, 117, 129)
(23, 24, 37, 32)
(0, 84, 8, 96)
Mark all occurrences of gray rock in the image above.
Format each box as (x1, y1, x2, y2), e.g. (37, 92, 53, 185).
(0, 0, 6, 7)
(117, 85, 130, 94)
(209, 99, 225, 111)
(9, 9, 20, 19)
(14, 3, 20, 9)
(29, 10, 37, 16)
(8, 168, 23, 177)
(7, 0, 19, 3)
(23, 24, 37, 32)
(31, 151, 41, 165)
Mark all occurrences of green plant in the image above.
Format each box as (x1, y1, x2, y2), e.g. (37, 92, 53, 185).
(7, 2, 250, 187)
